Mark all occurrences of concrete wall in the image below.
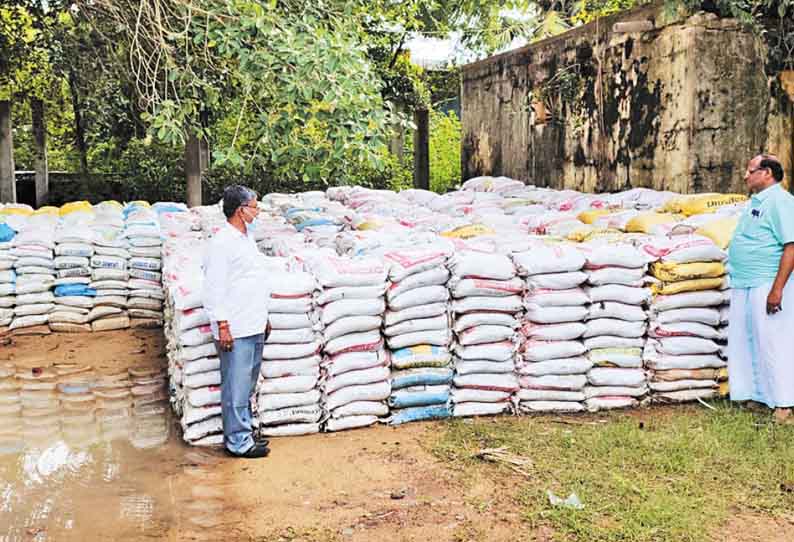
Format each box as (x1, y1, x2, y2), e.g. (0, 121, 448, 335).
(461, 4, 794, 193)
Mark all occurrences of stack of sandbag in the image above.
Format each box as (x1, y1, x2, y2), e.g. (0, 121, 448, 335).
(0, 222, 16, 331)
(129, 366, 170, 449)
(10, 211, 58, 334)
(257, 269, 324, 438)
(309, 254, 390, 432)
(123, 203, 164, 329)
(50, 219, 96, 333)
(449, 251, 521, 418)
(513, 244, 590, 413)
(93, 368, 135, 442)
(90, 202, 131, 331)
(579, 243, 652, 411)
(644, 235, 729, 402)
(382, 248, 454, 425)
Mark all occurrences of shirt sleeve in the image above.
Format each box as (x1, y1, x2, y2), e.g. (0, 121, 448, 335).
(202, 242, 231, 323)
(770, 194, 794, 245)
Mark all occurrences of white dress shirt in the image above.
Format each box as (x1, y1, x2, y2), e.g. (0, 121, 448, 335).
(202, 222, 271, 339)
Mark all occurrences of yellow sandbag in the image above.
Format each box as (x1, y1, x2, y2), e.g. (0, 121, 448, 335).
(566, 227, 622, 243)
(127, 200, 151, 208)
(0, 206, 32, 217)
(59, 201, 92, 216)
(649, 261, 726, 282)
(718, 381, 729, 397)
(356, 220, 384, 231)
(661, 193, 747, 216)
(33, 206, 59, 216)
(695, 216, 739, 249)
(440, 224, 495, 239)
(717, 367, 728, 381)
(651, 277, 725, 295)
(577, 209, 612, 225)
(625, 212, 682, 233)
(652, 368, 721, 381)
(101, 200, 123, 209)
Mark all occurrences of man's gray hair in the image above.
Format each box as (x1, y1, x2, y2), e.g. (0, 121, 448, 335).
(222, 185, 257, 219)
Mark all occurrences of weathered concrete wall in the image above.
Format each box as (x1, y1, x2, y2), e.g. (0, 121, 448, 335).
(461, 3, 794, 193)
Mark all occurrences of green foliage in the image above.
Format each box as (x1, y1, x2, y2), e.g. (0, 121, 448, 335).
(573, 0, 644, 25)
(429, 109, 461, 193)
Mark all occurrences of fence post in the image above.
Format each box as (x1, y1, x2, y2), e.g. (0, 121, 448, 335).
(185, 131, 202, 207)
(32, 98, 49, 207)
(0, 100, 16, 203)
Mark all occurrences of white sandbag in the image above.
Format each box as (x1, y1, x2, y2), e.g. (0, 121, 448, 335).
(183, 416, 223, 442)
(583, 336, 645, 350)
(260, 356, 321, 378)
(308, 256, 387, 288)
(324, 316, 382, 346)
(15, 291, 54, 305)
(54, 256, 90, 270)
(520, 401, 585, 413)
(13, 303, 54, 316)
(320, 298, 385, 325)
(523, 340, 586, 362)
(648, 337, 720, 355)
(453, 402, 510, 417)
(587, 302, 647, 322)
(652, 388, 717, 402)
(258, 405, 323, 426)
(314, 284, 387, 305)
(55, 296, 95, 309)
(451, 295, 523, 314)
(516, 389, 585, 402)
(581, 244, 651, 269)
(648, 322, 725, 341)
(518, 357, 592, 376)
(449, 252, 515, 280)
(183, 370, 222, 389)
(453, 312, 517, 333)
(54, 243, 93, 257)
(456, 325, 515, 346)
(385, 313, 449, 337)
(325, 380, 391, 411)
(48, 311, 88, 325)
(383, 249, 449, 282)
(651, 291, 727, 311)
(267, 327, 318, 344)
(387, 267, 449, 299)
(93, 296, 127, 308)
(384, 303, 447, 327)
(182, 404, 222, 426)
(269, 312, 315, 331)
(87, 305, 122, 322)
(92, 315, 130, 331)
(585, 266, 645, 286)
(324, 330, 382, 355)
(331, 401, 390, 418)
(584, 385, 647, 398)
(650, 307, 721, 326)
(324, 366, 390, 394)
(386, 329, 451, 349)
(450, 277, 524, 298)
(91, 255, 126, 270)
(262, 340, 322, 360)
(524, 304, 588, 324)
(257, 389, 321, 411)
(129, 257, 161, 271)
(325, 350, 386, 377)
(520, 322, 585, 341)
(186, 386, 221, 407)
(519, 374, 587, 391)
(267, 296, 314, 314)
(127, 297, 162, 311)
(259, 374, 318, 395)
(643, 235, 725, 264)
(92, 268, 129, 282)
(183, 357, 221, 376)
(512, 246, 585, 276)
(585, 397, 638, 410)
(585, 285, 650, 305)
(454, 341, 515, 362)
(451, 388, 510, 403)
(9, 314, 49, 329)
(177, 308, 211, 332)
(643, 354, 725, 370)
(179, 325, 214, 347)
(455, 359, 515, 375)
(325, 415, 378, 432)
(453, 373, 519, 392)
(129, 269, 161, 282)
(648, 380, 715, 392)
(526, 271, 587, 290)
(259, 422, 320, 437)
(524, 288, 589, 307)
(587, 348, 643, 368)
(388, 285, 449, 311)
(587, 367, 646, 387)
(584, 319, 646, 339)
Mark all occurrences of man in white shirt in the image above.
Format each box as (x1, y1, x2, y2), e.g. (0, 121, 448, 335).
(203, 185, 271, 458)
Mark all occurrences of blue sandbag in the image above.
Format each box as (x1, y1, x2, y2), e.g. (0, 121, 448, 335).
(389, 404, 451, 426)
(0, 223, 15, 242)
(389, 390, 450, 409)
(391, 368, 453, 390)
(54, 284, 97, 297)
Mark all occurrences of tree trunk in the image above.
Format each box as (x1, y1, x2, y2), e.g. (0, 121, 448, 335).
(389, 102, 404, 160)
(413, 108, 430, 190)
(199, 109, 211, 172)
(0, 100, 16, 203)
(68, 70, 88, 173)
(31, 98, 49, 207)
(185, 131, 202, 207)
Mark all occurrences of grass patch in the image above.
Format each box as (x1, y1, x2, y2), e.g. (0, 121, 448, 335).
(430, 402, 794, 542)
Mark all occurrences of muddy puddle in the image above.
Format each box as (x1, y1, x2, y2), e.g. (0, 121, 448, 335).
(0, 362, 232, 542)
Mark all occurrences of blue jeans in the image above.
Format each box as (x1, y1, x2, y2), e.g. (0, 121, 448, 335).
(216, 333, 264, 454)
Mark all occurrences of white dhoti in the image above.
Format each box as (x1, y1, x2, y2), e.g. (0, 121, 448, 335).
(727, 279, 794, 408)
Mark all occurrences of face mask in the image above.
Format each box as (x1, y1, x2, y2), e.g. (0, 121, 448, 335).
(241, 207, 258, 235)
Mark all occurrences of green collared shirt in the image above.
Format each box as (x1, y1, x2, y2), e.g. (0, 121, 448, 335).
(728, 183, 794, 288)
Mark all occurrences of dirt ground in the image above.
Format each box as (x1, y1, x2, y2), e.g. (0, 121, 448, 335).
(2, 329, 793, 542)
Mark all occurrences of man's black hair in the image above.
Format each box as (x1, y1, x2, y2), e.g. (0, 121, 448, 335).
(222, 185, 256, 219)
(760, 156, 784, 183)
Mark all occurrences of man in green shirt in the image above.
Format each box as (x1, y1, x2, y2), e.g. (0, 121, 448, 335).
(727, 154, 794, 423)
